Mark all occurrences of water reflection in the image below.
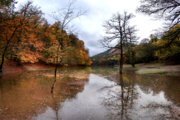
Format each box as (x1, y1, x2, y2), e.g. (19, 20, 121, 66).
(0, 69, 90, 120)
(0, 67, 179, 120)
(102, 70, 180, 120)
(34, 72, 180, 120)
(51, 67, 58, 94)
(35, 74, 114, 120)
(103, 72, 136, 120)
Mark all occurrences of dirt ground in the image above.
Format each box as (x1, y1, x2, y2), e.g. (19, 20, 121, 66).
(1, 61, 54, 75)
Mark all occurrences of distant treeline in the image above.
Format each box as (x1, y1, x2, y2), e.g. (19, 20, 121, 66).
(92, 24, 180, 65)
(0, 0, 92, 68)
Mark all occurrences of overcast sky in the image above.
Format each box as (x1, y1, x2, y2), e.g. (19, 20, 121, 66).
(17, 0, 164, 56)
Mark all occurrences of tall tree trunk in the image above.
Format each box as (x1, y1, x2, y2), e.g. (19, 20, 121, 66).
(51, 66, 57, 94)
(119, 42, 123, 74)
(0, 41, 10, 72)
(131, 50, 135, 68)
(0, 50, 6, 72)
(0, 27, 18, 72)
(120, 74, 124, 119)
(51, 45, 61, 93)
(56, 45, 60, 65)
(0, 64, 3, 72)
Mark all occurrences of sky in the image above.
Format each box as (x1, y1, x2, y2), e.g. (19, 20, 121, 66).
(17, 0, 164, 56)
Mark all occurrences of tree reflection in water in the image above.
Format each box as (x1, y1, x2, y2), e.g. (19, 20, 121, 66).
(0, 67, 179, 119)
(104, 72, 136, 120)
(103, 69, 180, 120)
(50, 93, 59, 120)
(51, 67, 59, 120)
(51, 67, 57, 94)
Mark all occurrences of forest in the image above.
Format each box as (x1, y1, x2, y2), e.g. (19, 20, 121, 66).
(0, 0, 92, 72)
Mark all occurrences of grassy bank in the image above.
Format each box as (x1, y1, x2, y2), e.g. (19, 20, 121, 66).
(134, 64, 180, 75)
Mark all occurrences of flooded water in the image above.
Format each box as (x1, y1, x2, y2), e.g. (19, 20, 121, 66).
(0, 67, 180, 120)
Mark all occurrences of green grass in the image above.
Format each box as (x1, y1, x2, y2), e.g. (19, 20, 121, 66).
(136, 69, 166, 74)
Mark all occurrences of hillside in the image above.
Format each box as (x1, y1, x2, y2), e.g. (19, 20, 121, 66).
(91, 48, 120, 65)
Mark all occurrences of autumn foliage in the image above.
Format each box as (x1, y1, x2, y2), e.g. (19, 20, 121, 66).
(0, 1, 91, 70)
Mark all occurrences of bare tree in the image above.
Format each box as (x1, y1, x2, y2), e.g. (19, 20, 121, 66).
(51, 0, 86, 93)
(101, 12, 135, 74)
(52, 0, 86, 31)
(51, 0, 86, 66)
(137, 0, 180, 25)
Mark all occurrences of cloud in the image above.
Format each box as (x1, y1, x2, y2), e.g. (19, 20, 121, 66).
(16, 0, 164, 56)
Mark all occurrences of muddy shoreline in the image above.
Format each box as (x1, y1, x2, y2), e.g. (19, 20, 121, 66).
(1, 61, 180, 75)
(0, 61, 90, 75)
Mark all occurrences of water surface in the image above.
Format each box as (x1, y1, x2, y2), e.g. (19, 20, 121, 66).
(0, 67, 179, 120)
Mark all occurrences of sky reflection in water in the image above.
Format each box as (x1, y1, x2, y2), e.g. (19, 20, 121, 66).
(0, 68, 179, 120)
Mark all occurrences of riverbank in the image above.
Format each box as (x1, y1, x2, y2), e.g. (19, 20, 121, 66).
(123, 63, 180, 75)
(0, 61, 54, 75)
(0, 61, 90, 75)
(1, 61, 180, 75)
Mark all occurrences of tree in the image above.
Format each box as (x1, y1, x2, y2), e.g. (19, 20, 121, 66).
(0, 1, 42, 72)
(0, 0, 91, 75)
(50, 0, 86, 93)
(135, 37, 158, 63)
(0, 0, 14, 6)
(154, 24, 180, 63)
(51, 0, 86, 66)
(101, 12, 135, 74)
(126, 27, 138, 67)
(137, 0, 180, 25)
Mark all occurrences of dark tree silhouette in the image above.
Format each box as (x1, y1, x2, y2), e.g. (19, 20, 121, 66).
(101, 12, 135, 74)
(137, 0, 180, 25)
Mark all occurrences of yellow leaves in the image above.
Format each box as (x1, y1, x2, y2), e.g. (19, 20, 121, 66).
(42, 46, 62, 64)
(34, 41, 45, 51)
(17, 50, 41, 63)
(153, 24, 180, 60)
(57, 30, 61, 33)
(170, 24, 180, 31)
(75, 49, 92, 65)
(153, 39, 165, 47)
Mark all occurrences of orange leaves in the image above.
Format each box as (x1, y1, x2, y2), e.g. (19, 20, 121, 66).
(17, 50, 41, 63)
(0, 1, 91, 66)
(25, 33, 45, 51)
(34, 41, 44, 51)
